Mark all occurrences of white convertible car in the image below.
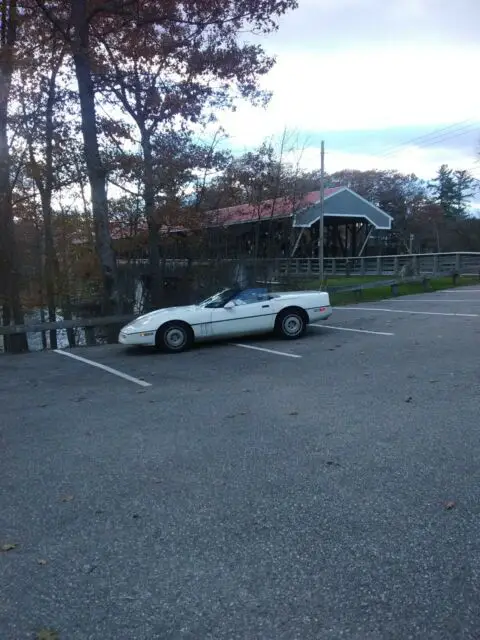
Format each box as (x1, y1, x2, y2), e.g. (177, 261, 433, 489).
(119, 287, 332, 353)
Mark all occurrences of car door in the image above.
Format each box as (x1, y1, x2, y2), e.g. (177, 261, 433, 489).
(186, 306, 214, 339)
(210, 290, 276, 338)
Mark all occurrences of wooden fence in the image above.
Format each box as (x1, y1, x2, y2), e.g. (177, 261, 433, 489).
(251, 251, 480, 279)
(121, 252, 480, 279)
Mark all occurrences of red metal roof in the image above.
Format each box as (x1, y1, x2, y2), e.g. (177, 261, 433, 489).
(209, 187, 343, 226)
(108, 187, 346, 239)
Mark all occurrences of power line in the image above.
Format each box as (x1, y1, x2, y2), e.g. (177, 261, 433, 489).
(378, 120, 478, 159)
(373, 118, 475, 156)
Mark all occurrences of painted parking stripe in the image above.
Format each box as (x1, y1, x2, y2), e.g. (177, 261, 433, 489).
(231, 343, 302, 358)
(383, 299, 480, 303)
(312, 323, 394, 336)
(334, 307, 479, 318)
(54, 349, 152, 387)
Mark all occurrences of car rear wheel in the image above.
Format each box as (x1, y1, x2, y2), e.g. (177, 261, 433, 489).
(275, 309, 307, 339)
(156, 321, 193, 353)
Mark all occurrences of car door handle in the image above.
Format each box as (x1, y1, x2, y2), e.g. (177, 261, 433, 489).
(262, 304, 270, 308)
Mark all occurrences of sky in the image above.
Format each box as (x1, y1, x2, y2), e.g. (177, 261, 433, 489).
(214, 0, 480, 202)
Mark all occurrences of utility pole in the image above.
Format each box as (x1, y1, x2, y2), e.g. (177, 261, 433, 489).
(317, 140, 325, 285)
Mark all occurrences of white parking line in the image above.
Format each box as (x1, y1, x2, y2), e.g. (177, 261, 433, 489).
(384, 299, 480, 303)
(312, 324, 394, 336)
(231, 343, 302, 358)
(334, 307, 479, 318)
(54, 349, 152, 387)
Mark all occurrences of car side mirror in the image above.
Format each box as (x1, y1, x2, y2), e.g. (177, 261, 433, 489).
(224, 301, 235, 309)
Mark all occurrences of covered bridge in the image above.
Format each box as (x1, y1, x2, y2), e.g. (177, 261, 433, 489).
(207, 186, 393, 259)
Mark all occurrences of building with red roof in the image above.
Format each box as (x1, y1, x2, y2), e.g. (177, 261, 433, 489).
(111, 186, 393, 260)
(205, 186, 392, 258)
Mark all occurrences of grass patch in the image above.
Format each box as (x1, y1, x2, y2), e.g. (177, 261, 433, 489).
(317, 275, 388, 288)
(332, 275, 480, 306)
(276, 274, 480, 305)
(277, 274, 390, 291)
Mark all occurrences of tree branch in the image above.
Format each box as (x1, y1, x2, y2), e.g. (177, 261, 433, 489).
(34, 0, 71, 41)
(87, 0, 137, 22)
(107, 178, 141, 197)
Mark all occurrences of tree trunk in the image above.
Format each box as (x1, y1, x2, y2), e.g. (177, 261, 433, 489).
(70, 0, 118, 315)
(140, 128, 162, 308)
(0, 0, 27, 352)
(39, 306, 47, 350)
(40, 191, 59, 348)
(40, 58, 61, 349)
(62, 294, 76, 348)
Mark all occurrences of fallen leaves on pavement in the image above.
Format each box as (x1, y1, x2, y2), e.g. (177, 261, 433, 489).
(36, 629, 59, 640)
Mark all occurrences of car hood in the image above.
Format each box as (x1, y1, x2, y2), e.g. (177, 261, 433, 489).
(131, 305, 198, 325)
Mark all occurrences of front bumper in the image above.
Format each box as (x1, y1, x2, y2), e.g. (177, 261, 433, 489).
(118, 330, 156, 346)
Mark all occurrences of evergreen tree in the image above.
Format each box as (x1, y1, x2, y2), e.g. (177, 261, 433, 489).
(430, 164, 475, 218)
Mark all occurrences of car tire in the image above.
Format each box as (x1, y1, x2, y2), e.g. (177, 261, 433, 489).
(275, 308, 307, 340)
(156, 321, 193, 353)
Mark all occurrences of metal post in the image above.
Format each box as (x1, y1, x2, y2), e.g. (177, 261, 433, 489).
(317, 141, 325, 284)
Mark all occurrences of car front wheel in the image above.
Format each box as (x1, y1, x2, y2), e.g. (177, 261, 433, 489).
(156, 321, 193, 353)
(275, 309, 307, 339)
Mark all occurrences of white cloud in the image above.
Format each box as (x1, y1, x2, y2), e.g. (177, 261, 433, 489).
(218, 44, 480, 146)
(268, 0, 479, 50)
(213, 41, 480, 183)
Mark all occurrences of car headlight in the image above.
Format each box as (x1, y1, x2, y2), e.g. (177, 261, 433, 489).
(122, 325, 135, 334)
(134, 318, 153, 327)
(124, 318, 154, 332)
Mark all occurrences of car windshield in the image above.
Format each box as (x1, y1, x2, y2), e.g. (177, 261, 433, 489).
(198, 288, 240, 309)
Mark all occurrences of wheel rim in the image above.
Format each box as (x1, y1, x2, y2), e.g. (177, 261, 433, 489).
(282, 314, 303, 337)
(164, 326, 187, 350)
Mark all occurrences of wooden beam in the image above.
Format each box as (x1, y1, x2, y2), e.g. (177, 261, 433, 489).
(358, 223, 374, 256)
(290, 228, 305, 257)
(334, 222, 346, 257)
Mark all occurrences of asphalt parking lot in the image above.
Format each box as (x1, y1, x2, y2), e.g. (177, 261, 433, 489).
(1, 286, 480, 639)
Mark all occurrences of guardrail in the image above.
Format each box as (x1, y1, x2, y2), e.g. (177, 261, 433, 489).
(0, 314, 135, 348)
